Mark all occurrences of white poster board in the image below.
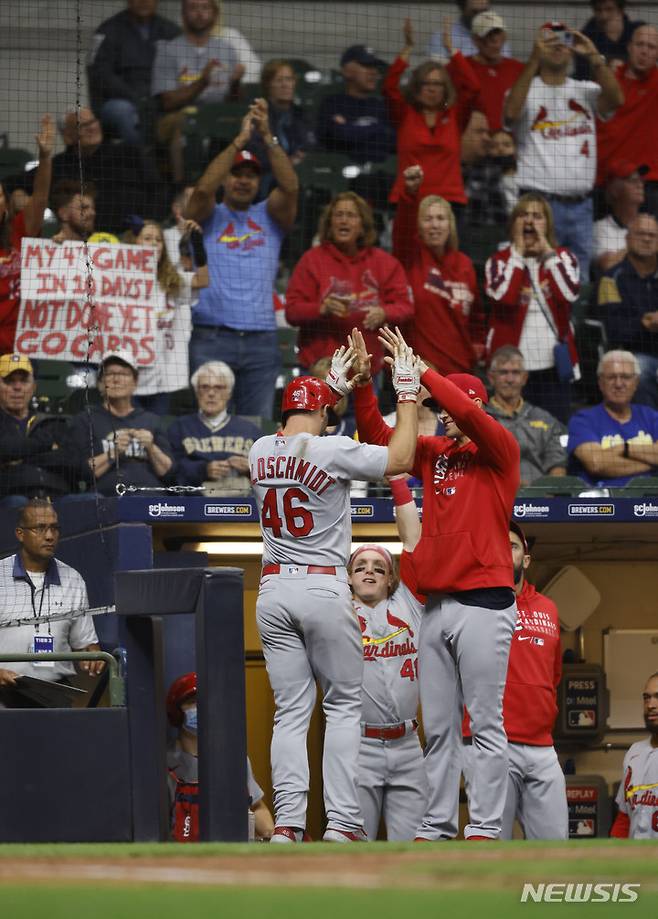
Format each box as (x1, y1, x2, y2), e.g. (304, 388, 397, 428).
(603, 629, 658, 728)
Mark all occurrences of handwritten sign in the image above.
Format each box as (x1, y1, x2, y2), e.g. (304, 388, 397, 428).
(16, 239, 158, 365)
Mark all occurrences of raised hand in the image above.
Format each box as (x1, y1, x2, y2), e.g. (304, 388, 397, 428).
(326, 343, 356, 396)
(35, 113, 55, 158)
(348, 328, 373, 385)
(569, 29, 598, 57)
(403, 17, 415, 49)
(378, 325, 412, 364)
(403, 164, 424, 197)
(392, 344, 421, 404)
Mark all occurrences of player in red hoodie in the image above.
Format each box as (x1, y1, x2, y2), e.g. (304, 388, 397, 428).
(351, 327, 520, 840)
(462, 522, 567, 839)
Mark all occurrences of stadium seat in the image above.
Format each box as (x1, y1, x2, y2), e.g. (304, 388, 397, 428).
(35, 360, 76, 411)
(0, 138, 31, 180)
(610, 476, 658, 497)
(296, 151, 353, 195)
(517, 475, 590, 497)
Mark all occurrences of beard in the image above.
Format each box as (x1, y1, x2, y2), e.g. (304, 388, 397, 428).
(513, 561, 524, 585)
(644, 714, 658, 737)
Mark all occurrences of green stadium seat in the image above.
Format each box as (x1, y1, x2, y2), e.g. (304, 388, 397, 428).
(0, 142, 31, 180)
(35, 360, 75, 410)
(296, 152, 353, 195)
(610, 476, 658, 497)
(517, 475, 590, 498)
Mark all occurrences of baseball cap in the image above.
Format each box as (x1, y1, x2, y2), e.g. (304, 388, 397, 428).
(472, 11, 506, 38)
(605, 159, 649, 183)
(231, 150, 262, 174)
(100, 348, 138, 374)
(87, 231, 120, 244)
(0, 352, 34, 378)
(509, 520, 529, 554)
(445, 373, 489, 404)
(340, 44, 387, 69)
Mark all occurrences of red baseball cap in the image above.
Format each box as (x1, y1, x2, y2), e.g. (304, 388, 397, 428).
(605, 159, 649, 183)
(445, 373, 489, 404)
(231, 150, 262, 174)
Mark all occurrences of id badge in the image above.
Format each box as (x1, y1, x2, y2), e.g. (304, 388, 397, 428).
(32, 633, 55, 667)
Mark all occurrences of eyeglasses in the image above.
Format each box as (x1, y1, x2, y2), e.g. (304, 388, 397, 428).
(198, 384, 229, 393)
(20, 524, 60, 535)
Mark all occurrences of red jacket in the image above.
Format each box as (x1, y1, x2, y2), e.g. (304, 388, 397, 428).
(383, 53, 480, 204)
(596, 63, 658, 184)
(484, 244, 580, 367)
(354, 368, 519, 594)
(0, 211, 27, 353)
(285, 241, 413, 372)
(393, 191, 485, 373)
(464, 580, 562, 745)
(468, 56, 525, 133)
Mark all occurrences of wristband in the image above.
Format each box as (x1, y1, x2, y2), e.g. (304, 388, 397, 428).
(189, 229, 207, 267)
(397, 393, 418, 403)
(390, 477, 413, 507)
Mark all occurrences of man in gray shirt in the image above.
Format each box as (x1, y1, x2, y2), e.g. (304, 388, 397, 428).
(152, 0, 242, 182)
(487, 345, 567, 486)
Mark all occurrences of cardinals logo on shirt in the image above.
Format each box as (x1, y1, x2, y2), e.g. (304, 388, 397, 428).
(358, 609, 417, 659)
(424, 268, 474, 316)
(530, 100, 592, 140)
(217, 218, 265, 251)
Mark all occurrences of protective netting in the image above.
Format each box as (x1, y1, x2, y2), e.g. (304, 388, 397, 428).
(1, 0, 657, 503)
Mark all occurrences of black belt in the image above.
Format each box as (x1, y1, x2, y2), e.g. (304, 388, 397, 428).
(519, 188, 591, 205)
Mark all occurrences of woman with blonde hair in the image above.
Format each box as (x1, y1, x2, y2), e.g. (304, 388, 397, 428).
(383, 18, 480, 212)
(285, 192, 413, 374)
(393, 165, 484, 375)
(124, 218, 209, 413)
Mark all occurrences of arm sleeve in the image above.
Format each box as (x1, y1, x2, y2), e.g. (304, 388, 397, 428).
(599, 274, 645, 350)
(466, 257, 486, 350)
(566, 411, 599, 457)
(484, 247, 527, 305)
(382, 56, 409, 126)
(446, 51, 481, 131)
(421, 368, 520, 470)
(392, 192, 420, 269)
(614, 754, 631, 817)
(542, 250, 580, 306)
(609, 811, 631, 837)
(284, 254, 323, 324)
(399, 551, 426, 606)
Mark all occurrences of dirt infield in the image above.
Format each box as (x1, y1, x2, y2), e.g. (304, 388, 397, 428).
(0, 844, 654, 891)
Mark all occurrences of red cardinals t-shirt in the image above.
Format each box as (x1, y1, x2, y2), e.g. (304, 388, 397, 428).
(0, 211, 26, 353)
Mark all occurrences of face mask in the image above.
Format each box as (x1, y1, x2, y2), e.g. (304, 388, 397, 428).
(490, 154, 517, 171)
(183, 705, 198, 734)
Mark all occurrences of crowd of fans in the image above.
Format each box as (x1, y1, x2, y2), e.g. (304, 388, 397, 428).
(2, 0, 658, 503)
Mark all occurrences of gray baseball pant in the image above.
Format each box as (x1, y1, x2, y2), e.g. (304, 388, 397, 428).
(464, 741, 568, 839)
(416, 593, 517, 839)
(256, 569, 364, 834)
(357, 731, 428, 841)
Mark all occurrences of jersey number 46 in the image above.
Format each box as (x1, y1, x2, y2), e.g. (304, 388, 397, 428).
(261, 487, 314, 538)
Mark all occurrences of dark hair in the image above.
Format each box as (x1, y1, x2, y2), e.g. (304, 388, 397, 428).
(51, 179, 97, 214)
(17, 497, 55, 528)
(591, 0, 625, 9)
(405, 61, 456, 111)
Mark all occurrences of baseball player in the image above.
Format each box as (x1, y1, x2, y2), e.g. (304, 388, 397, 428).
(352, 326, 520, 840)
(350, 477, 427, 841)
(249, 344, 419, 843)
(462, 522, 568, 839)
(610, 671, 658, 839)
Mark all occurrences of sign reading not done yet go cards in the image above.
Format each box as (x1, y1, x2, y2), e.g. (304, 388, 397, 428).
(15, 238, 158, 365)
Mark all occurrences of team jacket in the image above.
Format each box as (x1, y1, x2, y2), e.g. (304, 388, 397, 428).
(354, 369, 519, 594)
(464, 580, 561, 745)
(599, 256, 658, 358)
(167, 412, 263, 486)
(484, 245, 580, 367)
(285, 241, 414, 373)
(383, 53, 480, 205)
(0, 408, 80, 497)
(393, 191, 485, 374)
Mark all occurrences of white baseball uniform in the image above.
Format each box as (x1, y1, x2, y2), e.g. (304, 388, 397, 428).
(615, 739, 658, 839)
(249, 431, 388, 835)
(355, 552, 427, 841)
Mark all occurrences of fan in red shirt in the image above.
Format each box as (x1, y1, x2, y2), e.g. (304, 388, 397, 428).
(285, 192, 413, 374)
(467, 11, 524, 132)
(596, 25, 658, 208)
(383, 18, 480, 207)
(393, 164, 484, 375)
(0, 115, 55, 353)
(462, 522, 568, 840)
(351, 326, 519, 841)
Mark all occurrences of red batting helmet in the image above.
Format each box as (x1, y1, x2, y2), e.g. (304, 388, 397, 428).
(281, 376, 337, 414)
(166, 672, 197, 726)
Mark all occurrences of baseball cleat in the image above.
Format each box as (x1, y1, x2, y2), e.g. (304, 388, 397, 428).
(414, 836, 432, 842)
(270, 826, 306, 843)
(322, 827, 368, 843)
(465, 835, 496, 841)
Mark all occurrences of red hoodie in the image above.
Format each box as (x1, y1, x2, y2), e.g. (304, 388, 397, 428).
(285, 241, 414, 372)
(354, 368, 519, 594)
(0, 211, 26, 353)
(383, 53, 480, 204)
(463, 580, 562, 745)
(393, 192, 485, 374)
